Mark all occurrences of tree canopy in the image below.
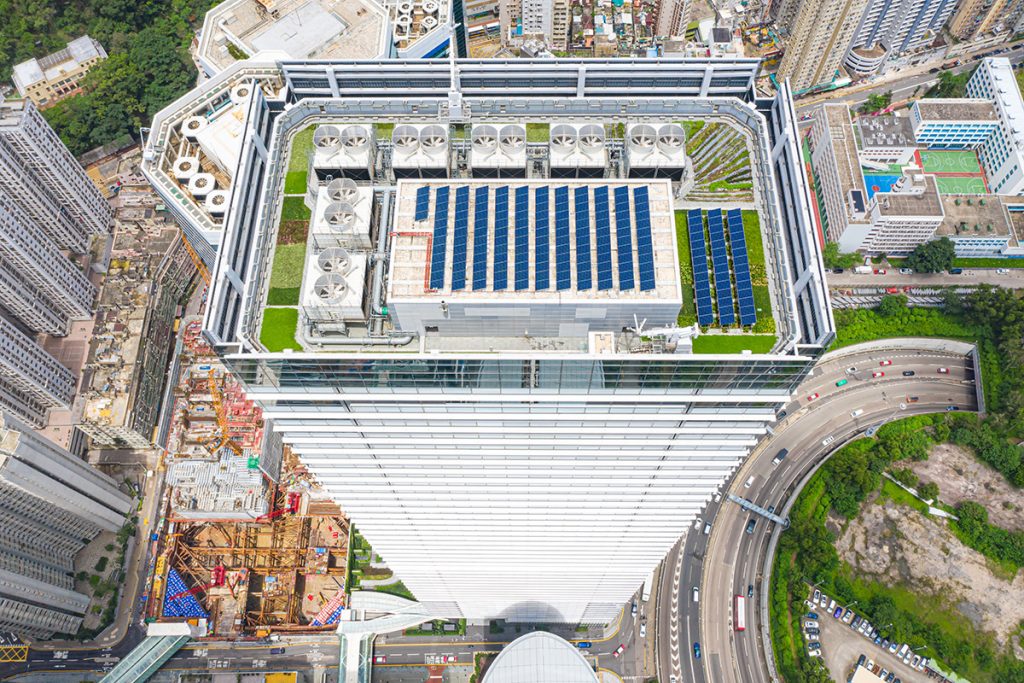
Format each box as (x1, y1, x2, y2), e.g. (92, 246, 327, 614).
(822, 242, 861, 269)
(0, 0, 216, 156)
(905, 237, 955, 273)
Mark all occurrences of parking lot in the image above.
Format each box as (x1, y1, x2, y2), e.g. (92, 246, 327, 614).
(802, 591, 932, 683)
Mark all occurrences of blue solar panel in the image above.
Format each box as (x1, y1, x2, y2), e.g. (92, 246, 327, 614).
(429, 186, 450, 289)
(575, 187, 592, 290)
(594, 187, 613, 290)
(451, 186, 470, 290)
(633, 186, 656, 292)
(515, 186, 530, 290)
(473, 186, 489, 290)
(493, 186, 509, 290)
(535, 186, 550, 290)
(613, 186, 635, 290)
(726, 208, 757, 326)
(555, 186, 571, 290)
(415, 186, 430, 221)
(688, 209, 714, 326)
(707, 209, 735, 326)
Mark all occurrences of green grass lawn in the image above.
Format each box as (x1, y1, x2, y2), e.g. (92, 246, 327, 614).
(284, 171, 308, 195)
(679, 120, 705, 140)
(951, 257, 1024, 268)
(260, 308, 301, 352)
(741, 210, 776, 335)
(692, 334, 776, 354)
(268, 243, 306, 305)
(673, 211, 696, 325)
(374, 122, 395, 139)
(288, 127, 314, 173)
(526, 122, 549, 142)
(879, 478, 929, 514)
(373, 581, 416, 601)
(281, 196, 311, 221)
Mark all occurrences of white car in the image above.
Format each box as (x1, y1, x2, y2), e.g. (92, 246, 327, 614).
(996, 268, 1009, 274)
(640, 622, 647, 638)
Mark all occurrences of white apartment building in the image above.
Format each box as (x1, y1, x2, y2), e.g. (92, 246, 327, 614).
(844, 0, 957, 75)
(0, 411, 131, 639)
(518, 0, 570, 48)
(0, 191, 96, 332)
(0, 99, 111, 239)
(967, 58, 1024, 196)
(145, 58, 834, 623)
(0, 318, 76, 428)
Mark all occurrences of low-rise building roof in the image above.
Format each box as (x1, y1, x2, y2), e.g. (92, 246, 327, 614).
(482, 632, 598, 683)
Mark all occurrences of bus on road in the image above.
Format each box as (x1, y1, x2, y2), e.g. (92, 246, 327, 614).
(734, 595, 747, 631)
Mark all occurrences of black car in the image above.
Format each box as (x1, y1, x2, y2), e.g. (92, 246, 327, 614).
(929, 67, 940, 73)
(833, 268, 844, 274)
(745, 519, 756, 534)
(902, 370, 915, 376)
(747, 584, 754, 598)
(858, 654, 866, 667)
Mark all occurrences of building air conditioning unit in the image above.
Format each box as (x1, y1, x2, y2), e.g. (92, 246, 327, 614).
(624, 123, 689, 180)
(470, 123, 527, 178)
(549, 122, 607, 179)
(188, 173, 216, 198)
(312, 184, 374, 251)
(230, 82, 253, 105)
(313, 124, 376, 180)
(173, 157, 201, 181)
(392, 124, 450, 179)
(301, 246, 369, 322)
(206, 190, 231, 217)
(182, 116, 208, 141)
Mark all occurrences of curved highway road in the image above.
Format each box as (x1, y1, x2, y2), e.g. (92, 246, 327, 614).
(657, 344, 978, 683)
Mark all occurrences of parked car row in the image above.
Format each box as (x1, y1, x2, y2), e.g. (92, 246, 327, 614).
(811, 589, 931, 675)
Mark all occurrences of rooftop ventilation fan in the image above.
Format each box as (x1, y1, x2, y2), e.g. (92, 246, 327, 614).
(341, 125, 370, 151)
(313, 273, 348, 302)
(499, 125, 526, 154)
(318, 247, 352, 274)
(551, 124, 577, 151)
(422, 15, 438, 30)
(472, 125, 498, 153)
(578, 125, 604, 153)
(398, 1, 414, 13)
(327, 178, 359, 203)
(423, 0, 439, 13)
(419, 125, 447, 154)
(657, 124, 686, 154)
(629, 125, 657, 150)
(393, 125, 420, 152)
(324, 202, 357, 230)
(314, 125, 342, 149)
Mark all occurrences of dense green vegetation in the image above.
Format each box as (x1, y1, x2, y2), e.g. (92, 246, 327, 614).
(822, 242, 861, 270)
(859, 91, 892, 114)
(674, 211, 696, 325)
(926, 67, 977, 99)
(5, 0, 219, 155)
(905, 237, 955, 273)
(773, 286, 1024, 682)
(741, 210, 775, 335)
(770, 415, 1024, 683)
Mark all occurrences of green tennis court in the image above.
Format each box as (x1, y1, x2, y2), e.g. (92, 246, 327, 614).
(918, 150, 983, 175)
(934, 176, 987, 194)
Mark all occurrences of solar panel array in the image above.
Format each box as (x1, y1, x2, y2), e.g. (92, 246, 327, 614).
(414, 186, 430, 221)
(685, 208, 759, 328)
(707, 209, 735, 326)
(451, 186, 470, 290)
(727, 208, 757, 326)
(687, 209, 715, 326)
(418, 184, 662, 294)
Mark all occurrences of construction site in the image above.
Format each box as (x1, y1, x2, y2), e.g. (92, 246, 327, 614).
(147, 316, 351, 637)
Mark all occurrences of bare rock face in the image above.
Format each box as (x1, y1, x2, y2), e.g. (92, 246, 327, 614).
(835, 498, 1024, 647)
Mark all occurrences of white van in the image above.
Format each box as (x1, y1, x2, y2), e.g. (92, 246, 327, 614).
(851, 409, 864, 418)
(744, 475, 755, 488)
(692, 587, 699, 602)
(822, 436, 835, 446)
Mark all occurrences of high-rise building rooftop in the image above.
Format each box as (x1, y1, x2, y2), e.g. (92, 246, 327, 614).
(146, 57, 833, 622)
